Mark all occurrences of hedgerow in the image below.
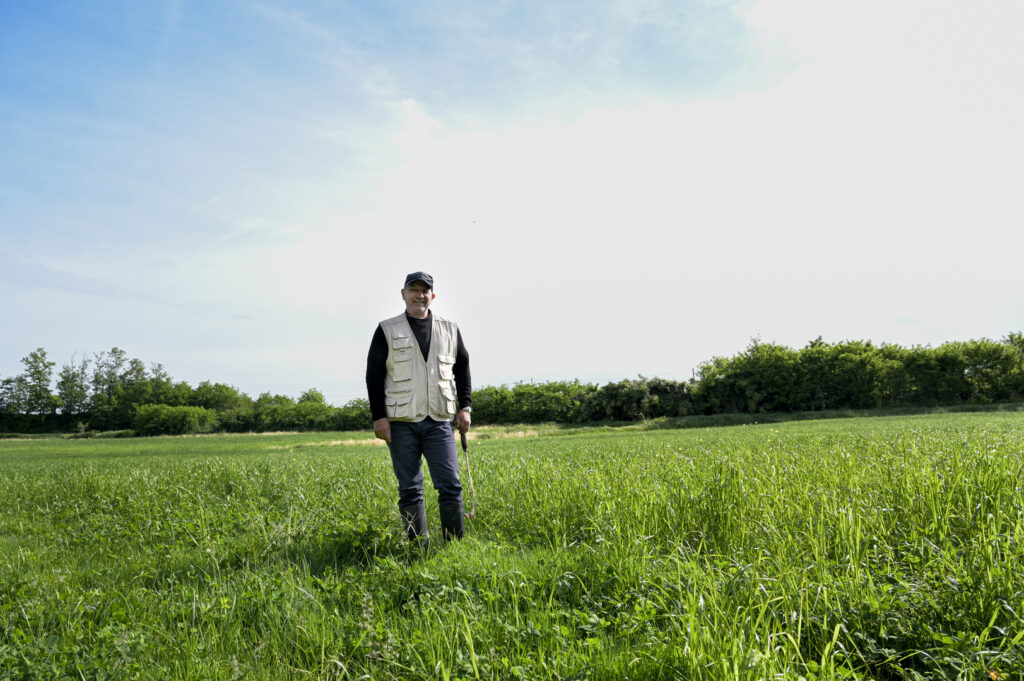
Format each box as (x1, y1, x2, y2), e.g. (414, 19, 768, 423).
(2, 333, 1023, 433)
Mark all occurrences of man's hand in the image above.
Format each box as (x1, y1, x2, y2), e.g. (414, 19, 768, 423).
(456, 408, 471, 434)
(373, 417, 391, 443)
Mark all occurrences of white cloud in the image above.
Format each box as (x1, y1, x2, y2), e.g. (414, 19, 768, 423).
(5, 1, 1023, 399)
(282, 1, 1021, 386)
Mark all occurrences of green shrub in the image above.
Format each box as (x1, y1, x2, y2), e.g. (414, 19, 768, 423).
(331, 398, 371, 431)
(133, 404, 217, 436)
(216, 407, 256, 433)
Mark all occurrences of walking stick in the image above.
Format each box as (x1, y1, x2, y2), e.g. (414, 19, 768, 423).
(461, 431, 477, 520)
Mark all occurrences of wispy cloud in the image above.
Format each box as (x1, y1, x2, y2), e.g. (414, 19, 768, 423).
(0, 253, 254, 319)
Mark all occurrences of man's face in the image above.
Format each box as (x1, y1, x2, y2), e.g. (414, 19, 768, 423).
(402, 282, 434, 318)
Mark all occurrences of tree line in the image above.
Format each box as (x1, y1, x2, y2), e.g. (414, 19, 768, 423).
(471, 333, 1024, 423)
(2, 333, 1023, 435)
(0, 347, 370, 435)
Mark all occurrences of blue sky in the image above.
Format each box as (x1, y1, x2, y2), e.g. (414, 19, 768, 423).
(2, 0, 1023, 405)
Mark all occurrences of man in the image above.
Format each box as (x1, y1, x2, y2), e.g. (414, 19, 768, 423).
(365, 271, 472, 544)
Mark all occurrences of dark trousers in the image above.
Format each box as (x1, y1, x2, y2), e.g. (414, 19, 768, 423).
(387, 417, 463, 510)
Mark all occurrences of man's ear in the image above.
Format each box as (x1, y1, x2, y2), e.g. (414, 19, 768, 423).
(431, 293, 436, 300)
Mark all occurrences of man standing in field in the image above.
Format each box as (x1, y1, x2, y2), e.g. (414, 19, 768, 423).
(366, 271, 472, 545)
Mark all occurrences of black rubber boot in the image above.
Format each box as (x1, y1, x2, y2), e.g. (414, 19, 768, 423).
(400, 502, 429, 546)
(439, 502, 464, 541)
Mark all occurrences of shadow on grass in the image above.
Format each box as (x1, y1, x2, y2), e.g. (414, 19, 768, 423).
(140, 525, 416, 591)
(280, 525, 409, 574)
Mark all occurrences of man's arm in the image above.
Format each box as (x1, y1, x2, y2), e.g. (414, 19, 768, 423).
(454, 329, 471, 433)
(366, 325, 391, 441)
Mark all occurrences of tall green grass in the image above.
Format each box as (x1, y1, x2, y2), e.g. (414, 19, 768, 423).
(2, 413, 1022, 679)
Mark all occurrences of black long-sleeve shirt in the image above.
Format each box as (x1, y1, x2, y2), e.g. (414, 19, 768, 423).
(365, 312, 471, 421)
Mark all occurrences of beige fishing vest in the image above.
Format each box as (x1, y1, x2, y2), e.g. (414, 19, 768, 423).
(380, 312, 459, 422)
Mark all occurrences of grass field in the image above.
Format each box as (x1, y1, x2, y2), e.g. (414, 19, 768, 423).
(1, 413, 1022, 680)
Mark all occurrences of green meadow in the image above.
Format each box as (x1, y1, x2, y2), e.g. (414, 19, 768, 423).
(1, 413, 1022, 680)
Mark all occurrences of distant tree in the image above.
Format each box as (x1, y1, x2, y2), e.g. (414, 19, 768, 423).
(1006, 331, 1024, 355)
(958, 338, 1017, 402)
(692, 356, 746, 415)
(0, 374, 28, 415)
(905, 344, 970, 405)
(645, 377, 693, 417)
(825, 340, 883, 409)
(292, 389, 330, 429)
(89, 348, 128, 428)
(148, 364, 193, 407)
(121, 368, 155, 413)
(254, 392, 296, 431)
(294, 403, 331, 430)
(192, 381, 250, 411)
(332, 398, 371, 430)
(91, 347, 128, 402)
(57, 354, 91, 417)
(581, 378, 652, 421)
(798, 337, 831, 410)
(86, 347, 171, 429)
(190, 381, 253, 432)
(122, 357, 147, 386)
(133, 404, 217, 436)
(732, 340, 803, 412)
(21, 348, 59, 416)
(875, 343, 912, 406)
(506, 380, 593, 423)
(1005, 332, 1024, 398)
(298, 388, 326, 404)
(115, 357, 153, 422)
(472, 385, 514, 424)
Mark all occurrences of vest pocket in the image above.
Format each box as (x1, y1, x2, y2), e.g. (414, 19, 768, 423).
(391, 335, 414, 349)
(439, 382, 457, 416)
(392, 357, 413, 382)
(391, 336, 414, 379)
(438, 354, 455, 380)
(386, 389, 414, 419)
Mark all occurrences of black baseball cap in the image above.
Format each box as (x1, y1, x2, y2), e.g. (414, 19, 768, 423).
(404, 271, 434, 289)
